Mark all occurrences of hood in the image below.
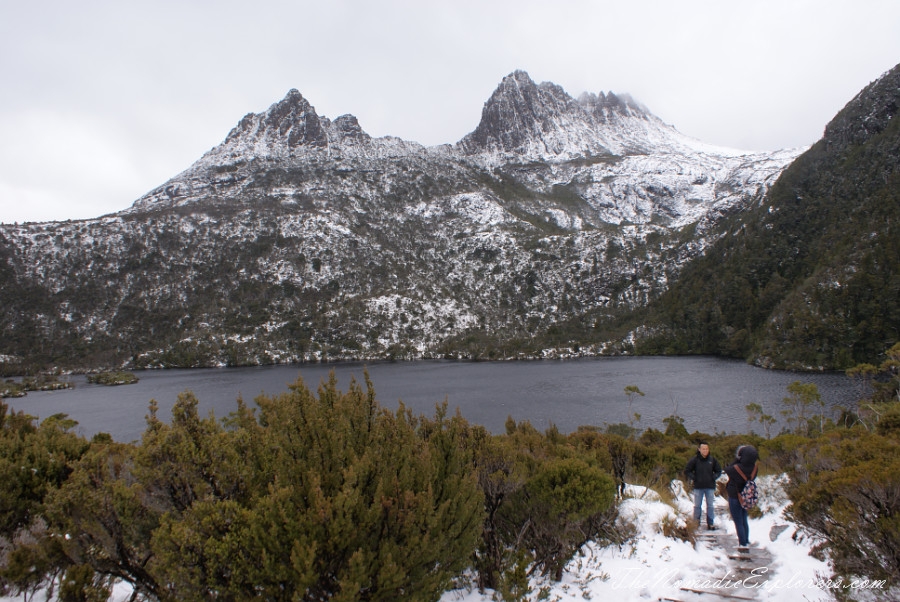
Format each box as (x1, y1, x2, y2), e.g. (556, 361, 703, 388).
(735, 445, 759, 470)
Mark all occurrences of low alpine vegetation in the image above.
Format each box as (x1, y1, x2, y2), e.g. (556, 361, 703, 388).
(86, 371, 139, 386)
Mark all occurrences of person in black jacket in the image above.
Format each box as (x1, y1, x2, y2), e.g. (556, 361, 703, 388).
(684, 441, 722, 529)
(724, 444, 759, 549)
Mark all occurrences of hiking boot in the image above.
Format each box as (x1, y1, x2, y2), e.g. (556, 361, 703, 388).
(707, 524, 717, 530)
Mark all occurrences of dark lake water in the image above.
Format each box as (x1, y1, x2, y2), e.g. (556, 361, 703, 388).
(8, 357, 859, 443)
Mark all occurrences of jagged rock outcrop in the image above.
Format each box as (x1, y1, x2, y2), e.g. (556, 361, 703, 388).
(218, 89, 371, 155)
(459, 70, 657, 159)
(459, 71, 606, 157)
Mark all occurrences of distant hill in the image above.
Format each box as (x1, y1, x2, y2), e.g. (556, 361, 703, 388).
(637, 62, 900, 370)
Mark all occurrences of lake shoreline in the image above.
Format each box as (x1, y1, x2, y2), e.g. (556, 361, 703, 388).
(7, 357, 859, 443)
(2, 352, 852, 383)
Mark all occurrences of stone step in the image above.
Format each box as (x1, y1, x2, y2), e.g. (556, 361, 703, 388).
(679, 586, 756, 600)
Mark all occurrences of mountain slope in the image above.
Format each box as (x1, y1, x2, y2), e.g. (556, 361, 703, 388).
(0, 72, 799, 372)
(637, 62, 900, 370)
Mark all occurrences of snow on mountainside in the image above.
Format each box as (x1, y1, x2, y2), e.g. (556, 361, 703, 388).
(0, 71, 803, 369)
(129, 70, 801, 230)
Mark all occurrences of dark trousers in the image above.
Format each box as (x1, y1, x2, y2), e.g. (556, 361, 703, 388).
(728, 496, 750, 546)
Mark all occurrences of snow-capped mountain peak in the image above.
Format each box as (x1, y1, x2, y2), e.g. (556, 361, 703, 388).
(455, 70, 767, 166)
(225, 89, 330, 150)
(192, 88, 380, 169)
(458, 70, 615, 159)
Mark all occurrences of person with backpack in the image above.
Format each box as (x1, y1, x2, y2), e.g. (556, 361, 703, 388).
(724, 444, 759, 549)
(684, 441, 722, 529)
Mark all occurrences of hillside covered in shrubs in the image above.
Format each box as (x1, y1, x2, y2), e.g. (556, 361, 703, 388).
(637, 64, 900, 370)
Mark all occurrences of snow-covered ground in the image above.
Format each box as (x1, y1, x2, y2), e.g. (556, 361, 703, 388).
(4, 475, 886, 601)
(440, 475, 856, 602)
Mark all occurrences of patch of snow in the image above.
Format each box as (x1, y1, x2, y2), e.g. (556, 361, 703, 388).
(408, 193, 514, 228)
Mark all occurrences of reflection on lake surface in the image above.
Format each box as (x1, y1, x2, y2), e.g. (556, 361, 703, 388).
(12, 357, 858, 442)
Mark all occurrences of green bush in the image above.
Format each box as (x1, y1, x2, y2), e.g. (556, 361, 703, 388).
(0, 404, 89, 539)
(514, 457, 617, 580)
(474, 421, 621, 587)
(785, 425, 900, 589)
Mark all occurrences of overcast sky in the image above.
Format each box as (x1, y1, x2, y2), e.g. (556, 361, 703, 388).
(2, 0, 899, 224)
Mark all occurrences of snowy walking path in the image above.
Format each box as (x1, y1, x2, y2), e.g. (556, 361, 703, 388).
(442, 475, 835, 602)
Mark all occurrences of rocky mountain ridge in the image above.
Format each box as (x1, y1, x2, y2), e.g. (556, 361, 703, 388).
(0, 71, 802, 371)
(130, 71, 799, 229)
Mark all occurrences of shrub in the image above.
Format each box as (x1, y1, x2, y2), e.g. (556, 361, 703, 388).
(153, 374, 484, 601)
(506, 457, 617, 581)
(787, 432, 900, 587)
